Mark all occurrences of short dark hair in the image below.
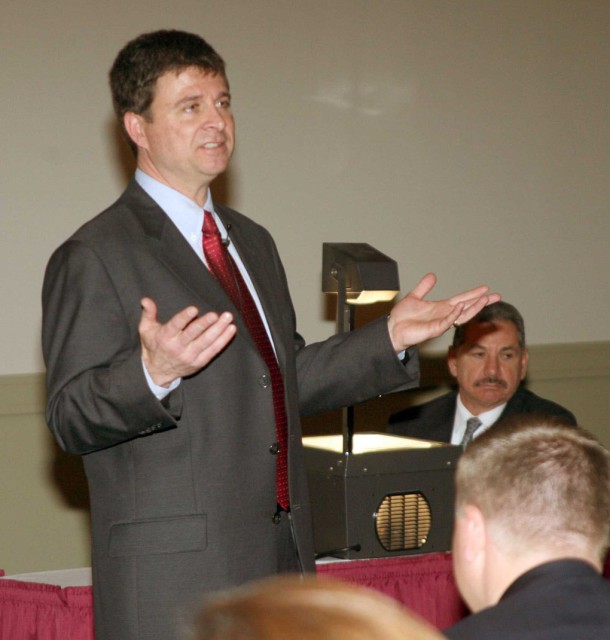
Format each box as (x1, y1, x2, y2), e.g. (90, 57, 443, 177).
(452, 301, 525, 350)
(109, 30, 227, 153)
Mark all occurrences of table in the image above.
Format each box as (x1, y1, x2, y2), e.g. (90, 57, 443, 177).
(317, 552, 467, 629)
(2, 552, 610, 639)
(0, 569, 93, 640)
(0, 554, 460, 639)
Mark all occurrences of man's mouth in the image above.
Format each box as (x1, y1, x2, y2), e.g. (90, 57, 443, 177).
(475, 377, 507, 388)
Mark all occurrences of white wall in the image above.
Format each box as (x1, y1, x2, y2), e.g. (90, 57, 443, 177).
(1, 0, 608, 375)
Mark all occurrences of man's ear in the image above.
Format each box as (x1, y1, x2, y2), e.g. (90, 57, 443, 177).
(461, 504, 486, 562)
(123, 112, 147, 150)
(453, 503, 490, 613)
(520, 348, 529, 381)
(447, 346, 458, 378)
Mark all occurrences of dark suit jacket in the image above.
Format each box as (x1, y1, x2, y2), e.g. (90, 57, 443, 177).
(42, 181, 419, 640)
(388, 386, 576, 442)
(444, 559, 610, 639)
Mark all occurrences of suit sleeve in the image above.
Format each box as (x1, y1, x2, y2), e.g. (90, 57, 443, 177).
(294, 314, 420, 416)
(42, 240, 181, 454)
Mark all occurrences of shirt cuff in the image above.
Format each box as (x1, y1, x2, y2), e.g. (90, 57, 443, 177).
(142, 360, 181, 399)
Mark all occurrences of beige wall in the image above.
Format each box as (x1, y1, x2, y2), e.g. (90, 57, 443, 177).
(0, 374, 91, 574)
(1, 0, 609, 375)
(0, 1, 608, 574)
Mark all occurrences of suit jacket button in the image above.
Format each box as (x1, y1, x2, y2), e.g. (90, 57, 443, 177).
(269, 442, 280, 455)
(272, 512, 281, 524)
(258, 374, 270, 388)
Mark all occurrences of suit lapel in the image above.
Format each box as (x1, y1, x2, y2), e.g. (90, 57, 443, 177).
(216, 206, 289, 370)
(120, 181, 257, 351)
(500, 386, 525, 419)
(439, 392, 459, 442)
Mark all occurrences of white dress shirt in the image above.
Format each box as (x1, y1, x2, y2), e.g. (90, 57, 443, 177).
(450, 395, 506, 445)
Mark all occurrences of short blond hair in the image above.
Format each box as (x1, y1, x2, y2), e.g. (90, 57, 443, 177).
(456, 415, 610, 558)
(192, 575, 443, 640)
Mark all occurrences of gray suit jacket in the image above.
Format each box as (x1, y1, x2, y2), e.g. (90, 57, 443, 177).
(42, 181, 419, 640)
(388, 386, 576, 442)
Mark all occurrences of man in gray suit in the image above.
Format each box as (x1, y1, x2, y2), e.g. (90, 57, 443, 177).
(42, 30, 498, 640)
(388, 302, 576, 445)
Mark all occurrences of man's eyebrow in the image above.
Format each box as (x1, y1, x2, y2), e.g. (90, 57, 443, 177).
(174, 91, 231, 106)
(175, 93, 203, 106)
(466, 343, 519, 352)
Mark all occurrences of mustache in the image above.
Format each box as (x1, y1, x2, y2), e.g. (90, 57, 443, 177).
(474, 377, 508, 388)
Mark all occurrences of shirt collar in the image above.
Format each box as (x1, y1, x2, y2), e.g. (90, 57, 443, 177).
(456, 395, 506, 429)
(135, 169, 219, 238)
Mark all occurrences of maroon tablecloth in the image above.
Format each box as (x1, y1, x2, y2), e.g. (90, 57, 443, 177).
(318, 552, 468, 629)
(2, 552, 609, 639)
(0, 571, 93, 640)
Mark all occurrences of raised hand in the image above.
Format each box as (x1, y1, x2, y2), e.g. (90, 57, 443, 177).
(139, 297, 236, 387)
(387, 273, 501, 352)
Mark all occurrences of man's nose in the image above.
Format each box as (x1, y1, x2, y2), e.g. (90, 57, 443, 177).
(203, 106, 226, 130)
(483, 355, 499, 376)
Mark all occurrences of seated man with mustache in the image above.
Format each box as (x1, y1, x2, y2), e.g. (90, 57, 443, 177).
(388, 302, 576, 447)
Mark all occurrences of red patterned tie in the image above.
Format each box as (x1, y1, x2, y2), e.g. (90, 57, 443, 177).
(202, 211, 289, 511)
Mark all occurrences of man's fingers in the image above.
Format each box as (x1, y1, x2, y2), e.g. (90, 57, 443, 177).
(445, 302, 465, 326)
(183, 312, 235, 353)
(164, 305, 202, 336)
(448, 285, 491, 306)
(452, 291, 501, 325)
(193, 321, 237, 366)
(139, 297, 159, 327)
(454, 296, 489, 325)
(140, 305, 236, 386)
(409, 273, 437, 300)
(180, 311, 230, 343)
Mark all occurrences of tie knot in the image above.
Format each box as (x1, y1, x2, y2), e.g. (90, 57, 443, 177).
(466, 417, 482, 431)
(203, 210, 220, 238)
(461, 417, 483, 450)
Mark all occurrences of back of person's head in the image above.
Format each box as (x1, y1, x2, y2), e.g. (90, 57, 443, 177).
(109, 29, 226, 153)
(452, 301, 526, 350)
(456, 414, 610, 561)
(192, 575, 444, 640)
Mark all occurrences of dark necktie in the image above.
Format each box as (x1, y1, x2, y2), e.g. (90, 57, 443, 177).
(202, 211, 289, 511)
(461, 417, 482, 450)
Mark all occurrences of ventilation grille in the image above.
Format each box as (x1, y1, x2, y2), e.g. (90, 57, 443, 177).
(375, 492, 432, 551)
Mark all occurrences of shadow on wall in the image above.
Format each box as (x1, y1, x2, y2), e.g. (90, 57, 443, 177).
(48, 433, 90, 511)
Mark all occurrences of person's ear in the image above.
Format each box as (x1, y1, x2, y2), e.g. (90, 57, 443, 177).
(461, 504, 486, 562)
(448, 347, 458, 379)
(453, 504, 490, 613)
(519, 348, 529, 381)
(123, 112, 148, 150)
